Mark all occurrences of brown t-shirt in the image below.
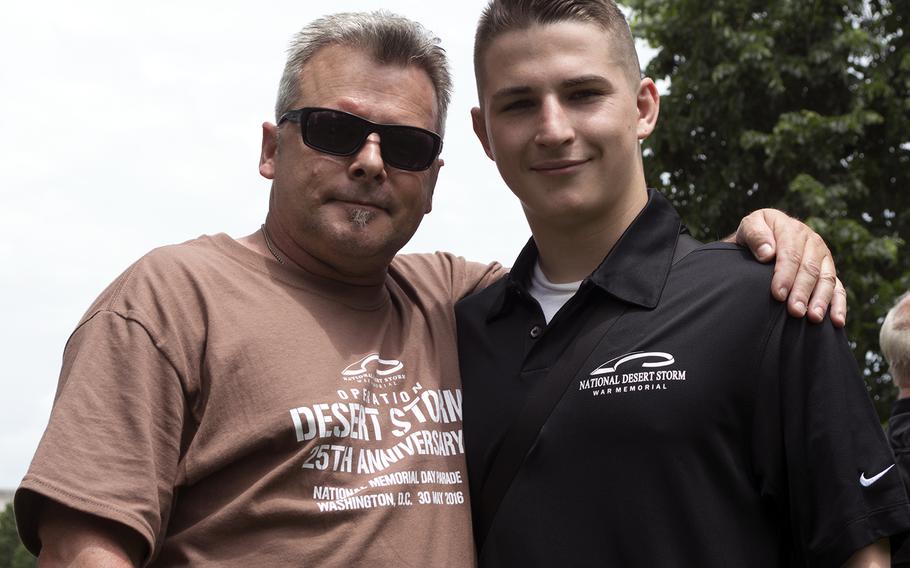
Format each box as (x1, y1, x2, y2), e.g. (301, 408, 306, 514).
(17, 234, 503, 567)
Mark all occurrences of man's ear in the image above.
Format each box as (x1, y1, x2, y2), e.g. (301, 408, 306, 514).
(636, 78, 660, 141)
(259, 122, 279, 179)
(471, 107, 495, 161)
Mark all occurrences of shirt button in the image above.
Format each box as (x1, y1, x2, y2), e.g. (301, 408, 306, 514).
(529, 325, 543, 339)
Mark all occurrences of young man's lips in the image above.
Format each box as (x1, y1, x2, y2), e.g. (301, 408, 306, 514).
(530, 159, 589, 174)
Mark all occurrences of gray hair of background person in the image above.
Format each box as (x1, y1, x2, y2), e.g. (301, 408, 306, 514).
(881, 292, 910, 382)
(473, 0, 642, 95)
(275, 10, 453, 135)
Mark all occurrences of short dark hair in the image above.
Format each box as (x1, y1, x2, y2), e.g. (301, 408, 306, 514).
(473, 0, 641, 97)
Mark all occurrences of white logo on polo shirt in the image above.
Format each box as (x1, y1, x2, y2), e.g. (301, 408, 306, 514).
(590, 351, 675, 375)
(580, 350, 687, 398)
(860, 464, 895, 487)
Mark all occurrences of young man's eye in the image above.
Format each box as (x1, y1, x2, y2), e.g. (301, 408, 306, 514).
(570, 89, 605, 101)
(500, 99, 534, 112)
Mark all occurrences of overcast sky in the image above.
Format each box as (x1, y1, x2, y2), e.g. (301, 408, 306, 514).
(0, 1, 657, 488)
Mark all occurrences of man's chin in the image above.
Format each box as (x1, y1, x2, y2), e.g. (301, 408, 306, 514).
(316, 211, 420, 260)
(349, 208, 377, 229)
(327, 226, 399, 259)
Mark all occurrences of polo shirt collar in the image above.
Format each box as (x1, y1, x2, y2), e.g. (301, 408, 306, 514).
(490, 189, 683, 320)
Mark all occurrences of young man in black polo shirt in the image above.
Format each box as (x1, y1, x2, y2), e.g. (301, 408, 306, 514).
(457, 0, 910, 565)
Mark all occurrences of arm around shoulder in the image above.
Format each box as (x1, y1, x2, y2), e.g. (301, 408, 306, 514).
(732, 208, 846, 326)
(36, 500, 145, 568)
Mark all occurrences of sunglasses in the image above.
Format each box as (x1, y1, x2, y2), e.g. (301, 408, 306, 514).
(278, 107, 443, 172)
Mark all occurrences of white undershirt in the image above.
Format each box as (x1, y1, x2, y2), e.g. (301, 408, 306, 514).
(528, 260, 583, 324)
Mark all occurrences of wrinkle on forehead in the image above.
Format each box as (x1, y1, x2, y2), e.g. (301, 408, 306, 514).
(299, 45, 439, 131)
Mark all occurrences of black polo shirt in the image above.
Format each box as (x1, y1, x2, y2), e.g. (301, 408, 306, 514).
(456, 190, 910, 567)
(890, 398, 910, 566)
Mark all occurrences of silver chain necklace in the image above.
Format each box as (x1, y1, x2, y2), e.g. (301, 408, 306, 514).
(260, 224, 285, 265)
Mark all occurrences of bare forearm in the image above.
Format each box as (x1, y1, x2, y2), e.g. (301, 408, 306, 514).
(841, 538, 890, 568)
(38, 546, 136, 568)
(36, 501, 143, 568)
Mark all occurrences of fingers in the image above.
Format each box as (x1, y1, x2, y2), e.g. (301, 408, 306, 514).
(829, 278, 848, 327)
(767, 216, 813, 303)
(776, 248, 813, 317)
(738, 208, 848, 325)
(733, 209, 776, 262)
(805, 254, 839, 324)
(763, 214, 848, 325)
(780, 231, 826, 317)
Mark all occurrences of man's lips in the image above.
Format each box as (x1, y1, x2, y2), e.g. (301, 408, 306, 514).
(329, 198, 388, 212)
(530, 158, 590, 174)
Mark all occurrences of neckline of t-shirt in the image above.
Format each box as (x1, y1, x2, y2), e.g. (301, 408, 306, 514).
(202, 233, 391, 311)
(531, 260, 583, 293)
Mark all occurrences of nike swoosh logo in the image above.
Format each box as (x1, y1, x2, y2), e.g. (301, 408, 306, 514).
(860, 464, 895, 487)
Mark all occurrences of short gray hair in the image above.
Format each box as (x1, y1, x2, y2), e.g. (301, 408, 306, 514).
(276, 11, 452, 135)
(881, 292, 910, 382)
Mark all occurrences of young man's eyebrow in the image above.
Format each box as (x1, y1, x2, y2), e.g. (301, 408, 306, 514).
(561, 74, 610, 88)
(490, 85, 533, 101)
(491, 75, 612, 100)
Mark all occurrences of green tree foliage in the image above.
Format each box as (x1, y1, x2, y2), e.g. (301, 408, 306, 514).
(0, 504, 34, 568)
(625, 0, 909, 417)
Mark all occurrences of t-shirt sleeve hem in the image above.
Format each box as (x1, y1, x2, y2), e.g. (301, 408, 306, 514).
(15, 475, 156, 563)
(814, 502, 910, 568)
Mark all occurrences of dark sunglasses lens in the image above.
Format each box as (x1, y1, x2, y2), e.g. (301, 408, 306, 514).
(382, 127, 438, 171)
(305, 110, 366, 154)
(302, 109, 438, 170)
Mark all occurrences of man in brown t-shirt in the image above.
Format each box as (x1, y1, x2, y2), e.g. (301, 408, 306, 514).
(16, 10, 846, 567)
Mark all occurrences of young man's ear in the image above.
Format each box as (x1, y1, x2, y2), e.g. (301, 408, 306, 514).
(636, 79, 660, 141)
(259, 122, 279, 179)
(471, 107, 495, 161)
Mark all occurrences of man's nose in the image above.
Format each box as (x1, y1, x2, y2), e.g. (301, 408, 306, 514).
(348, 133, 388, 183)
(534, 99, 575, 147)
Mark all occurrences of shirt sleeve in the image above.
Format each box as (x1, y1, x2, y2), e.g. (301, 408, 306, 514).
(16, 309, 188, 562)
(391, 252, 506, 302)
(754, 312, 910, 567)
(455, 258, 506, 299)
